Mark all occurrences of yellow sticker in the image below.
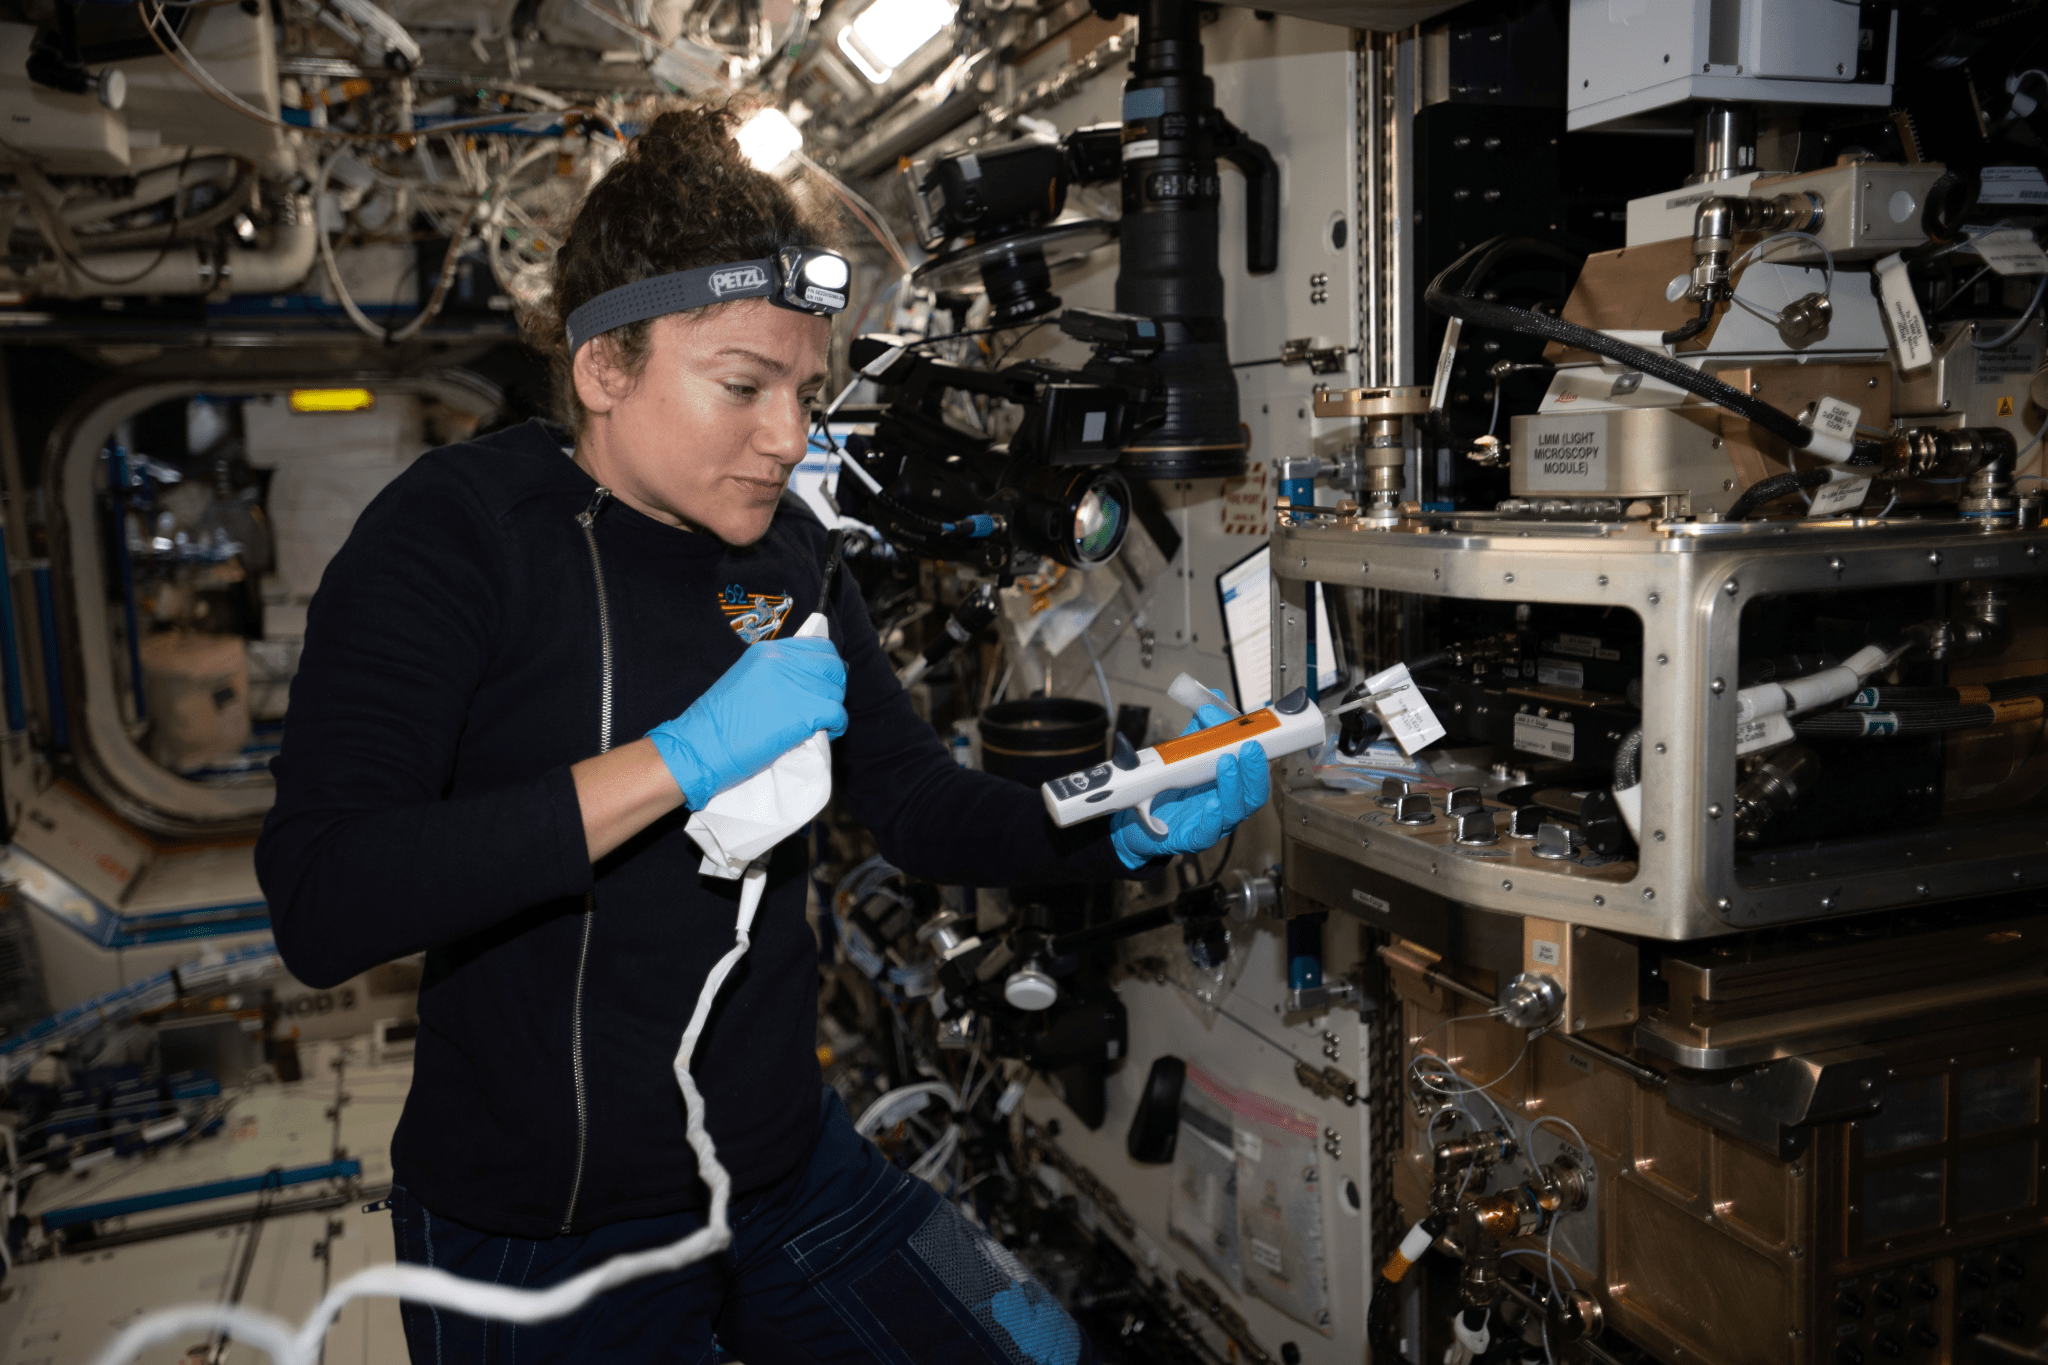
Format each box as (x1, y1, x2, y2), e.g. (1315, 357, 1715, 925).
(1999, 396, 2015, 416)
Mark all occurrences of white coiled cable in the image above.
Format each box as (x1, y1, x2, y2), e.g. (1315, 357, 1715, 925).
(89, 861, 771, 1365)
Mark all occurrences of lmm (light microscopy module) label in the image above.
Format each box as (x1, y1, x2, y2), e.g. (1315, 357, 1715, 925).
(1524, 414, 1607, 490)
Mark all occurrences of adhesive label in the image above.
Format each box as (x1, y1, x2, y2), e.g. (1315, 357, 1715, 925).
(1875, 253, 1933, 371)
(1990, 697, 2045, 724)
(1122, 138, 1161, 162)
(1365, 662, 1446, 755)
(1812, 395, 1862, 444)
(1250, 1238, 1285, 1275)
(1546, 633, 1618, 661)
(1536, 659, 1584, 689)
(1523, 415, 1609, 491)
(1980, 166, 2048, 206)
(1235, 1130, 1264, 1162)
(1807, 476, 1872, 518)
(1973, 228, 2048, 277)
(1513, 713, 1576, 761)
(1564, 1050, 1594, 1075)
(1735, 713, 1795, 755)
(1975, 339, 2040, 385)
(1351, 889, 1390, 914)
(1531, 939, 1561, 967)
(1123, 88, 1166, 120)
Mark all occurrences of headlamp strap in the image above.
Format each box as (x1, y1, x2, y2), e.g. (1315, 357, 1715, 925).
(565, 254, 843, 354)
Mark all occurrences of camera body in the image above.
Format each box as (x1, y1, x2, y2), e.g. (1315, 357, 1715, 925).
(831, 308, 1168, 573)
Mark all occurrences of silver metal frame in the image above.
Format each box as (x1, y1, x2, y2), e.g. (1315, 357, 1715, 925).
(1270, 511, 2048, 940)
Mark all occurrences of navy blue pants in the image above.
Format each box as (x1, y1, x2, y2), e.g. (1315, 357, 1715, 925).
(390, 1088, 1096, 1365)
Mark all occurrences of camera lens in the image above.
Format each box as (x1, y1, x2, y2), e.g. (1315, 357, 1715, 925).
(1072, 481, 1125, 563)
(1015, 468, 1129, 568)
(978, 246, 1062, 324)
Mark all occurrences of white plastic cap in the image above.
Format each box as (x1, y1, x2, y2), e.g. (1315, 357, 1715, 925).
(1168, 672, 1236, 718)
(1003, 968, 1059, 1012)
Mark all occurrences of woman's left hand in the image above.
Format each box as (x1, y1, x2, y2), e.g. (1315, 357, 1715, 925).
(1109, 702, 1270, 869)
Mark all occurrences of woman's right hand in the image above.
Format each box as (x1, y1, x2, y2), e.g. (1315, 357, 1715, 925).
(647, 639, 849, 809)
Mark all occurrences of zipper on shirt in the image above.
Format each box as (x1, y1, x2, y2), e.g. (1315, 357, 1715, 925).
(562, 483, 614, 1233)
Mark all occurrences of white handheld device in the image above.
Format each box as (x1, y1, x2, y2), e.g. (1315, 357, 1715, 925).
(1042, 685, 1325, 835)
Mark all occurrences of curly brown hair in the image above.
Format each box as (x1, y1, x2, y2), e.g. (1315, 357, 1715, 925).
(524, 104, 840, 435)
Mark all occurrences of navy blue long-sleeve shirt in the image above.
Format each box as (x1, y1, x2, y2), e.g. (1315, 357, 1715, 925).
(256, 419, 1124, 1238)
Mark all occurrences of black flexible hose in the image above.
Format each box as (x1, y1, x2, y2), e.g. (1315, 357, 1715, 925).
(1847, 676, 2048, 709)
(1796, 703, 2039, 737)
(1661, 297, 1714, 346)
(1612, 727, 1642, 789)
(1426, 238, 1890, 463)
(1366, 1278, 1399, 1359)
(1725, 468, 1833, 520)
(1462, 236, 1587, 295)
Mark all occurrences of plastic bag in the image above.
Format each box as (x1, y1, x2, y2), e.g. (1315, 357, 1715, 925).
(1168, 1065, 1332, 1334)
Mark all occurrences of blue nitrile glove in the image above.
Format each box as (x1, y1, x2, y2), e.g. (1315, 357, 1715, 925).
(1110, 700, 1272, 869)
(647, 638, 848, 809)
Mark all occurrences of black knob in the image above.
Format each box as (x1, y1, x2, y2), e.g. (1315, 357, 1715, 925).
(1996, 1300, 2027, 1332)
(1964, 1262, 1993, 1290)
(1281, 1345, 1301, 1365)
(1838, 1291, 1866, 1319)
(1960, 1309, 1987, 1338)
(1910, 1274, 1939, 1301)
(1909, 1324, 1939, 1350)
(1872, 1331, 1902, 1359)
(1874, 1283, 1903, 1311)
(1998, 1254, 2026, 1282)
(1836, 1343, 1865, 1365)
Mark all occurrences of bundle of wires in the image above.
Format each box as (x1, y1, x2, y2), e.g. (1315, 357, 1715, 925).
(1796, 674, 2048, 738)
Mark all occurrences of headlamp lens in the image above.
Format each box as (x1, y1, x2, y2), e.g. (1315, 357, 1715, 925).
(804, 254, 851, 290)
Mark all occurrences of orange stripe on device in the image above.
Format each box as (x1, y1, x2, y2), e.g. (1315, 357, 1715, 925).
(1153, 710, 1281, 764)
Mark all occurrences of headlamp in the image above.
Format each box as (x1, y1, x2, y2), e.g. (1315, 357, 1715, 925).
(564, 246, 851, 354)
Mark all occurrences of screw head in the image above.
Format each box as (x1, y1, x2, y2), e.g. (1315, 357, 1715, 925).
(1597, 574, 1609, 587)
(1711, 678, 1725, 694)
(1504, 572, 1516, 583)
(1724, 580, 1739, 596)
(1647, 591, 1661, 605)
(1502, 879, 1513, 891)
(1592, 895, 1605, 907)
(1642, 888, 1656, 901)
(1929, 551, 1942, 566)
(1708, 803, 1722, 818)
(1830, 557, 1844, 573)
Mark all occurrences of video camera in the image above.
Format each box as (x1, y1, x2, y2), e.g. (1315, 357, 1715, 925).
(900, 0, 1279, 481)
(831, 306, 1169, 574)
